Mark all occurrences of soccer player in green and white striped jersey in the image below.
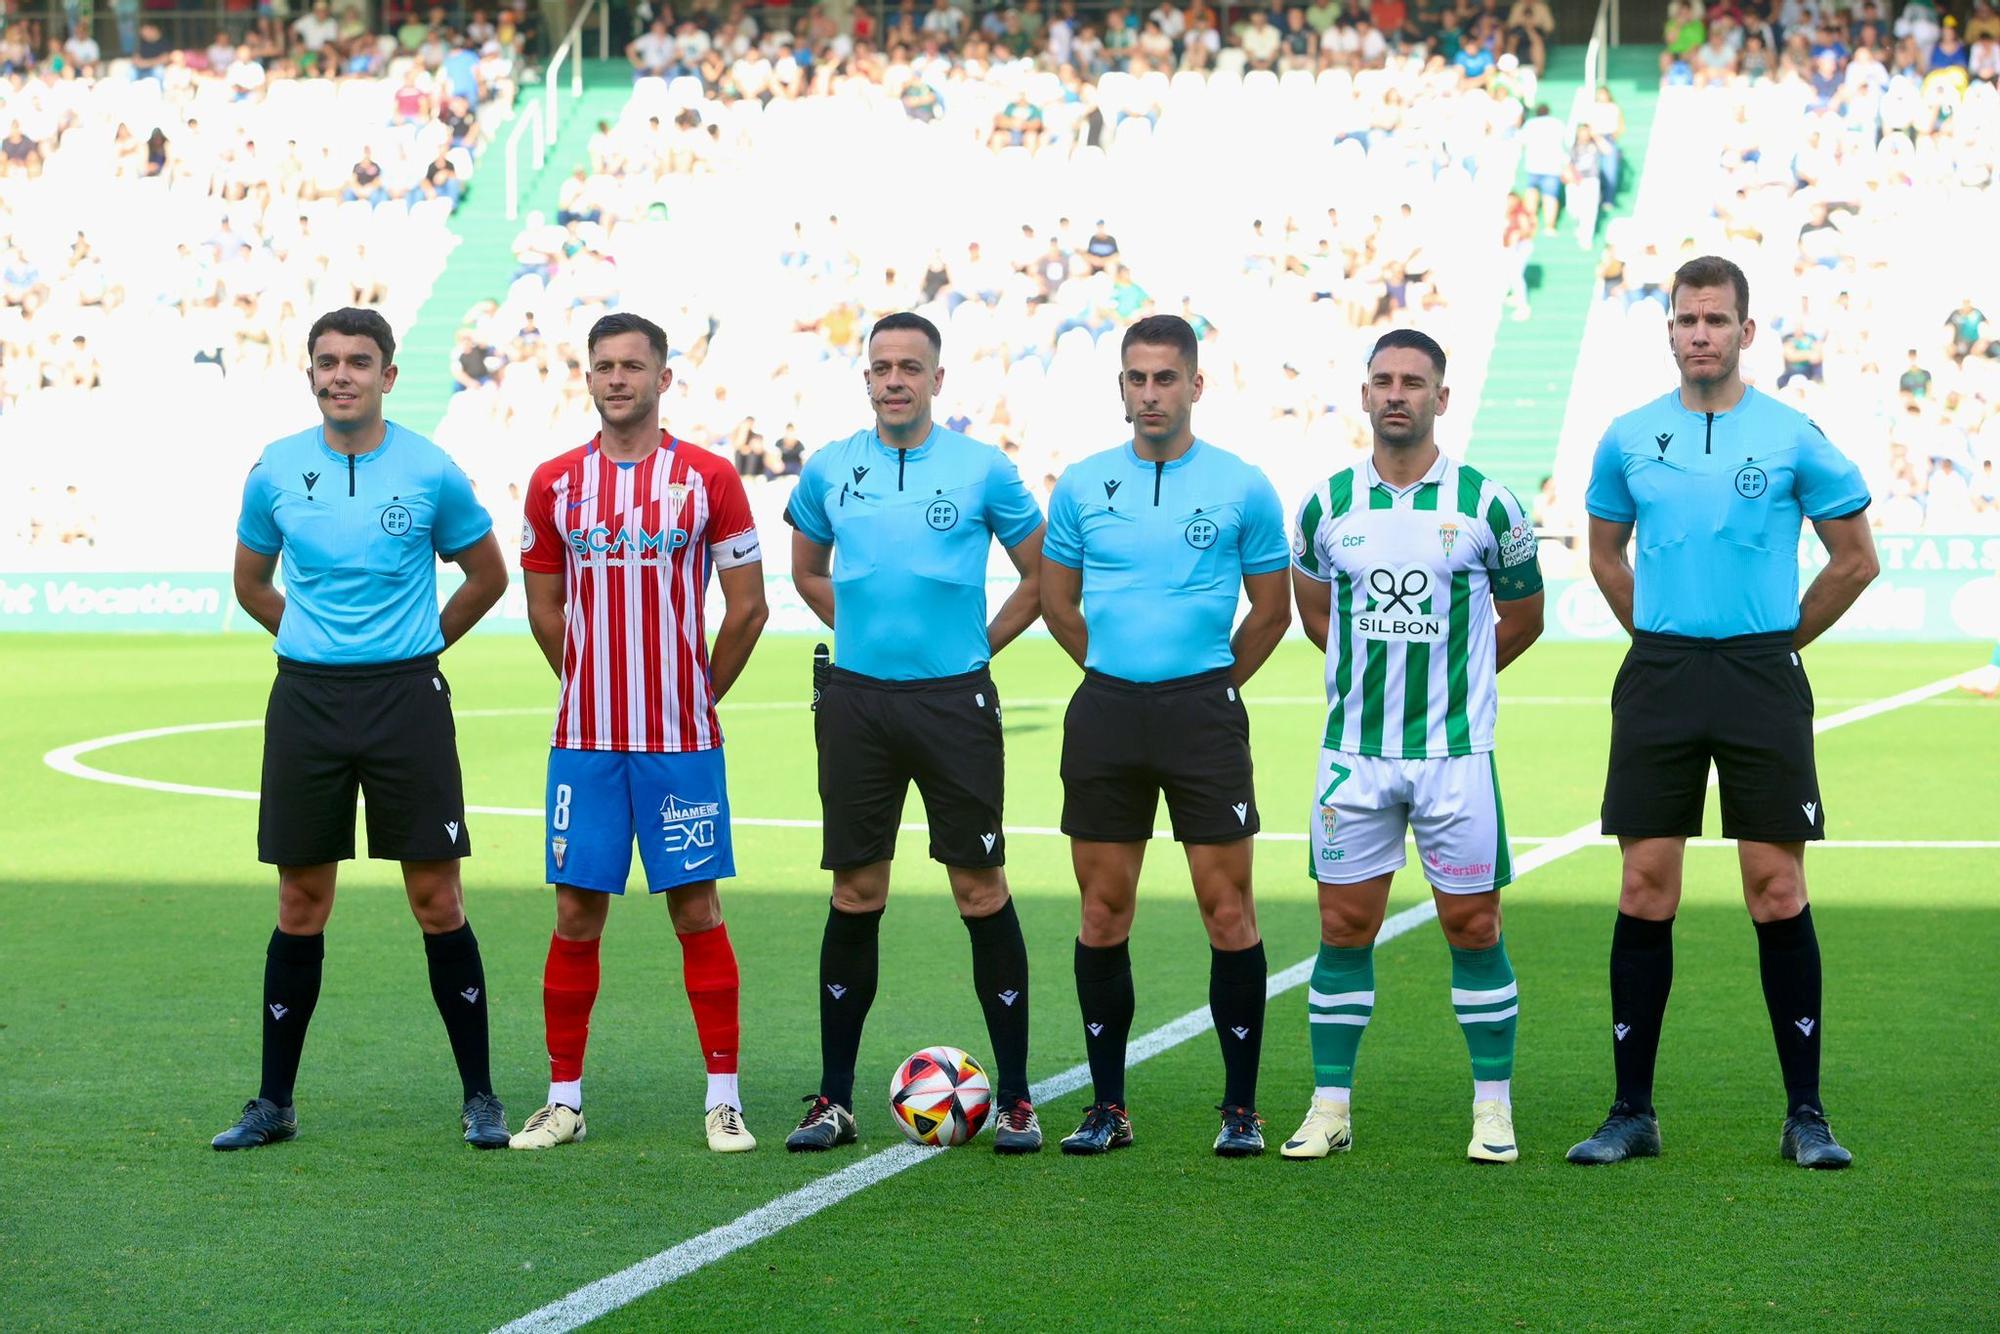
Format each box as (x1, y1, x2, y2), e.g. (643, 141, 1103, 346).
(1281, 328, 1546, 1164)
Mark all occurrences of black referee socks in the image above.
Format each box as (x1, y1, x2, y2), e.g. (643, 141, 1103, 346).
(1210, 941, 1268, 1110)
(817, 903, 884, 1110)
(962, 899, 1031, 1105)
(423, 921, 493, 1100)
(259, 927, 323, 1108)
(1754, 905, 1824, 1115)
(1074, 938, 1135, 1107)
(1609, 912, 1675, 1115)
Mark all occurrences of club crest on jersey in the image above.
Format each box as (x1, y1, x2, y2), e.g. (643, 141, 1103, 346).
(662, 482, 690, 516)
(1437, 521, 1460, 559)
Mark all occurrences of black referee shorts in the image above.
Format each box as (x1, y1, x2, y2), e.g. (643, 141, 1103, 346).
(258, 655, 470, 866)
(1602, 630, 1824, 843)
(1060, 667, 1259, 844)
(814, 665, 1006, 871)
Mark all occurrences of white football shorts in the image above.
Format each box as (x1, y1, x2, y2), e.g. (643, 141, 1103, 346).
(1309, 748, 1513, 893)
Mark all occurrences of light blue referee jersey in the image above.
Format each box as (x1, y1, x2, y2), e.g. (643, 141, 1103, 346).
(1044, 439, 1290, 682)
(784, 425, 1043, 681)
(1585, 387, 1871, 638)
(237, 422, 493, 664)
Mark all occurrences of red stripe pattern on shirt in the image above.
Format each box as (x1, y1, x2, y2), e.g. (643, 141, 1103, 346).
(521, 433, 759, 752)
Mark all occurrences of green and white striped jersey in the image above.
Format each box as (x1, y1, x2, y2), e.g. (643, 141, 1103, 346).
(1292, 453, 1543, 760)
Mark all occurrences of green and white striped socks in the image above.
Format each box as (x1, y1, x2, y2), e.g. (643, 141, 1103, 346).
(1451, 937, 1519, 1106)
(1307, 943, 1374, 1101)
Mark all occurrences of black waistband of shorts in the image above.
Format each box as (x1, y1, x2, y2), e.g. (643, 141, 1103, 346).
(1631, 630, 1794, 654)
(828, 664, 993, 692)
(277, 654, 441, 680)
(1083, 666, 1235, 694)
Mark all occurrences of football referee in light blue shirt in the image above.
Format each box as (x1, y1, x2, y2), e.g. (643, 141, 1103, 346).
(782, 312, 1048, 1154)
(1568, 256, 1880, 1172)
(1040, 314, 1293, 1158)
(213, 308, 512, 1153)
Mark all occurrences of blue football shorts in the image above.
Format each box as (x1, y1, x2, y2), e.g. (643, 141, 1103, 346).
(544, 747, 736, 893)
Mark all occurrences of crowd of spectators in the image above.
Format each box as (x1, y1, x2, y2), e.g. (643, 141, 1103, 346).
(0, 6, 518, 400)
(2, 2, 543, 83)
(1659, 0, 2000, 92)
(440, 8, 1556, 519)
(621, 0, 1563, 91)
(8, 0, 1577, 560)
(1, 6, 522, 554)
(1550, 0, 2000, 539)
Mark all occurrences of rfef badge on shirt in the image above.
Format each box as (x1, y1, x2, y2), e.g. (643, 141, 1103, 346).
(1585, 387, 1870, 638)
(237, 422, 492, 664)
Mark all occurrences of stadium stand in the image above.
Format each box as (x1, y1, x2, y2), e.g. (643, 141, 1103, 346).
(1546, 2, 2000, 547)
(0, 9, 519, 561)
(2, 2, 1593, 566)
(1464, 42, 1662, 506)
(437, 5, 1549, 551)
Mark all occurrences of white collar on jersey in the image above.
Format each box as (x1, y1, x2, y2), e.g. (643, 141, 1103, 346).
(1364, 449, 1450, 496)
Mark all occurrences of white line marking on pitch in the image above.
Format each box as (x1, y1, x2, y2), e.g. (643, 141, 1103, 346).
(490, 672, 1973, 1333)
(32, 678, 1982, 1326)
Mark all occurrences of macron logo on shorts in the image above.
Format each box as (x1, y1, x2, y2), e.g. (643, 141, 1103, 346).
(445, 821, 460, 844)
(1802, 801, 1818, 823)
(1232, 802, 1248, 825)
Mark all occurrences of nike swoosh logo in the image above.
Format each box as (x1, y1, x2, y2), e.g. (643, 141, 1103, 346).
(682, 854, 716, 872)
(566, 495, 594, 512)
(731, 546, 752, 559)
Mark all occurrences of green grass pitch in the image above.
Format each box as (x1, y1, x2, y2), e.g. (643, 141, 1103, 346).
(2, 634, 1995, 1329)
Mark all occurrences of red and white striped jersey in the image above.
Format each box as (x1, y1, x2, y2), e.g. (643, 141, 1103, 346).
(520, 432, 761, 752)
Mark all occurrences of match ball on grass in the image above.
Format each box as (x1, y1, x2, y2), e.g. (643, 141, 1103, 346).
(889, 1046, 992, 1147)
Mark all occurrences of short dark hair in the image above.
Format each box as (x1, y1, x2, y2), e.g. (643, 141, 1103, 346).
(1121, 314, 1199, 370)
(868, 311, 942, 358)
(1670, 254, 1750, 319)
(1367, 327, 1447, 379)
(586, 312, 669, 362)
(308, 307, 395, 365)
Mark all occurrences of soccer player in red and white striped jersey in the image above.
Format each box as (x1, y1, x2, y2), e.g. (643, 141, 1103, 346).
(511, 312, 770, 1153)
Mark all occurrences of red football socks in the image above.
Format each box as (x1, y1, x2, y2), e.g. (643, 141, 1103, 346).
(543, 933, 601, 1083)
(678, 922, 740, 1074)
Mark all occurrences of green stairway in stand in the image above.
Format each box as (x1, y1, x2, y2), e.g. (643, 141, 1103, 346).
(1468, 45, 1663, 499)
(395, 59, 637, 433)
